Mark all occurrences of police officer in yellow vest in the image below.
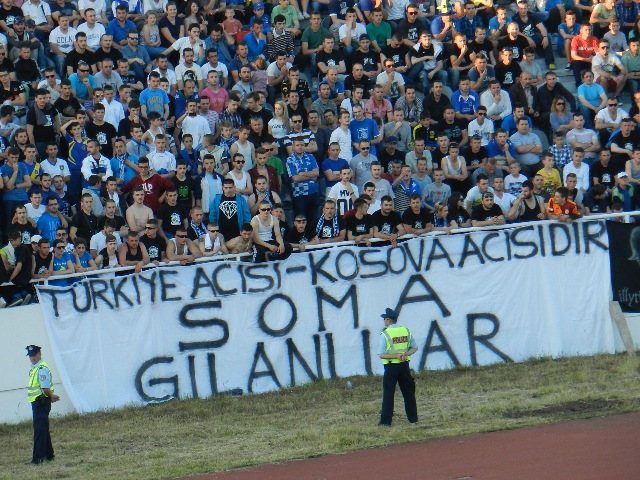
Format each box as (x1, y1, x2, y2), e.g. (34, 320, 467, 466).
(26, 345, 60, 465)
(378, 308, 418, 426)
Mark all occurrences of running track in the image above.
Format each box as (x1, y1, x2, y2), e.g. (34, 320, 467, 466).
(186, 412, 640, 480)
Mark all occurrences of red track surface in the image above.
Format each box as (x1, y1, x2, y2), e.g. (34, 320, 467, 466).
(189, 412, 640, 480)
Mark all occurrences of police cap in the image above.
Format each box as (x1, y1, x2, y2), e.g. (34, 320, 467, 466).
(26, 345, 41, 356)
(381, 308, 399, 320)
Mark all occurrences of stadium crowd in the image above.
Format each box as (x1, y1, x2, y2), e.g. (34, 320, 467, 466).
(0, 0, 639, 306)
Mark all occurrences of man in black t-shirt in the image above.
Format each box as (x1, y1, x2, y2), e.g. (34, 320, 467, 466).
(27, 89, 60, 158)
(371, 195, 405, 247)
(343, 62, 375, 99)
(381, 34, 410, 74)
(85, 104, 117, 158)
(608, 119, 640, 170)
(157, 188, 188, 239)
(345, 197, 373, 245)
(494, 48, 522, 89)
(64, 32, 96, 77)
(590, 148, 618, 193)
(462, 135, 488, 171)
(350, 35, 381, 76)
(70, 193, 100, 242)
(401, 193, 433, 235)
(53, 80, 83, 121)
(211, 179, 251, 241)
(315, 199, 346, 244)
(497, 24, 531, 62)
(139, 219, 168, 264)
(285, 214, 319, 251)
(316, 35, 346, 80)
(0, 3, 24, 31)
(471, 191, 506, 226)
(435, 106, 468, 146)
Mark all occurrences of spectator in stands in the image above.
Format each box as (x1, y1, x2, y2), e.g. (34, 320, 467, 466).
(471, 191, 506, 226)
(372, 195, 405, 247)
(547, 185, 581, 222)
(209, 178, 251, 240)
(510, 117, 543, 176)
(165, 227, 201, 264)
(595, 95, 628, 146)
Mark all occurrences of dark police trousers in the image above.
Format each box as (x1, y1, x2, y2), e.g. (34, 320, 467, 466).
(32, 396, 54, 463)
(380, 362, 418, 425)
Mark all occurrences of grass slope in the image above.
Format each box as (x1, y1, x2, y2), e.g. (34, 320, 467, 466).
(2, 353, 639, 480)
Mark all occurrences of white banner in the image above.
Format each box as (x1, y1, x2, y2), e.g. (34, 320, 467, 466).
(37, 220, 615, 414)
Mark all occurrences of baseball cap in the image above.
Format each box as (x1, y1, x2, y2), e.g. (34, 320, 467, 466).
(253, 2, 265, 9)
(618, 171, 628, 178)
(25, 19, 36, 27)
(359, 34, 370, 41)
(387, 136, 398, 144)
(14, 16, 24, 24)
(31, 235, 43, 243)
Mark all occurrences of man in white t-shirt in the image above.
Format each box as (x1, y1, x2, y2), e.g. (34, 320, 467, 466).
(148, 134, 177, 178)
(491, 176, 516, 215)
(174, 48, 204, 91)
(163, 25, 206, 65)
(77, 9, 106, 50)
(39, 144, 71, 181)
(329, 110, 353, 161)
(467, 106, 494, 146)
(200, 49, 229, 89)
(592, 39, 627, 98)
(177, 99, 211, 148)
(49, 14, 78, 77)
(327, 166, 359, 217)
(78, 0, 108, 24)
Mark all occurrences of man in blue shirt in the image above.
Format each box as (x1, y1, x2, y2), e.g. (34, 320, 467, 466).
(486, 128, 517, 165)
(36, 197, 63, 244)
(139, 71, 170, 118)
(119, 29, 151, 84)
(287, 137, 320, 224)
(2, 148, 31, 243)
(244, 19, 268, 61)
(107, 5, 137, 49)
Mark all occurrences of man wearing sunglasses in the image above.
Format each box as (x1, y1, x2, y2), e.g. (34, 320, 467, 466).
(250, 200, 292, 262)
(165, 227, 202, 265)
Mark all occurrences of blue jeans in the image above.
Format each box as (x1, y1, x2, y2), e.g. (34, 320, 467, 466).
(579, 105, 596, 129)
(531, 32, 555, 66)
(145, 46, 165, 60)
(53, 54, 66, 78)
(292, 192, 320, 225)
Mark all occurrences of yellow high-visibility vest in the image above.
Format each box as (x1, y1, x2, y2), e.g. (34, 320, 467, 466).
(381, 327, 412, 364)
(28, 361, 54, 403)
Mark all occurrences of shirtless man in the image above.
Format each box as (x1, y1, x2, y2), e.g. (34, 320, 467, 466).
(125, 185, 154, 233)
(225, 223, 254, 254)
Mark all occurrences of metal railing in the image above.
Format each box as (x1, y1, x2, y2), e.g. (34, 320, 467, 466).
(1, 210, 632, 296)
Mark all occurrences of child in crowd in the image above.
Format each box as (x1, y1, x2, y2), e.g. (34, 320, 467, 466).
(251, 57, 268, 94)
(216, 122, 236, 160)
(549, 132, 573, 171)
(537, 152, 562, 198)
(179, 133, 201, 176)
(504, 161, 528, 197)
(73, 238, 98, 272)
(412, 111, 437, 150)
(222, 7, 243, 48)
(141, 12, 165, 59)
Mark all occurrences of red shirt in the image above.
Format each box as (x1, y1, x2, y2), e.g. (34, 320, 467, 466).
(122, 174, 175, 213)
(571, 35, 599, 60)
(248, 165, 281, 195)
